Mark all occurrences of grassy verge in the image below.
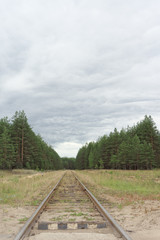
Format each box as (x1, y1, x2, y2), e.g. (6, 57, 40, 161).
(0, 169, 65, 206)
(1, 169, 160, 207)
(75, 169, 160, 204)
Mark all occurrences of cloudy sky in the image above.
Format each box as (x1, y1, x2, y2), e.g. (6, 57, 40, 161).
(1, 0, 160, 157)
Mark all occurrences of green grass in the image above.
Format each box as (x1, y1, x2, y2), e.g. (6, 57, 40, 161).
(76, 169, 160, 201)
(30, 199, 41, 206)
(68, 218, 76, 222)
(84, 216, 95, 221)
(0, 170, 64, 206)
(1, 169, 160, 208)
(70, 212, 87, 217)
(65, 208, 76, 213)
(50, 216, 63, 221)
(18, 216, 29, 223)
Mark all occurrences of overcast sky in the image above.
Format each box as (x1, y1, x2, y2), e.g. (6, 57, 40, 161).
(1, 0, 160, 157)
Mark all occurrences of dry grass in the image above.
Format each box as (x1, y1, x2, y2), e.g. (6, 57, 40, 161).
(0, 169, 65, 206)
(1, 169, 160, 207)
(75, 169, 160, 205)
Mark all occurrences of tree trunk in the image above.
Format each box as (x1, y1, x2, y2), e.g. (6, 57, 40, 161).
(21, 128, 24, 166)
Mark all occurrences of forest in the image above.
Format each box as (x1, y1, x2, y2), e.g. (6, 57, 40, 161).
(75, 115, 160, 170)
(0, 111, 62, 170)
(1, 112, 160, 170)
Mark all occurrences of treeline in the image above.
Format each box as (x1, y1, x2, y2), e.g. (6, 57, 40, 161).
(61, 157, 75, 169)
(76, 116, 160, 170)
(0, 110, 62, 170)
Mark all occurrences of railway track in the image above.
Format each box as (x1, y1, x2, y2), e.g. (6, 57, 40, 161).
(15, 171, 132, 240)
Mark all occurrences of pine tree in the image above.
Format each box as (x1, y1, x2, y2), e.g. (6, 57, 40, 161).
(0, 111, 62, 170)
(140, 141, 155, 169)
(110, 155, 119, 169)
(88, 149, 94, 169)
(99, 135, 109, 168)
(11, 110, 30, 168)
(0, 123, 15, 169)
(76, 115, 160, 170)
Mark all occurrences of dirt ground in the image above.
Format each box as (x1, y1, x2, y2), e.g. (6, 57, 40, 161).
(108, 199, 160, 240)
(0, 205, 36, 240)
(0, 199, 160, 240)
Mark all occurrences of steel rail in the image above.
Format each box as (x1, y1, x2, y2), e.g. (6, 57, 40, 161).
(14, 172, 66, 240)
(74, 173, 133, 240)
(15, 171, 132, 240)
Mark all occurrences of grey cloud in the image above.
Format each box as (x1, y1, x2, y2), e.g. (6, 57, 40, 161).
(0, 0, 160, 156)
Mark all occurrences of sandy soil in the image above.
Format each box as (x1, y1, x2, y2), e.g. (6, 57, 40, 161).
(0, 200, 160, 240)
(29, 232, 117, 240)
(110, 200, 160, 231)
(111, 200, 160, 240)
(0, 205, 36, 240)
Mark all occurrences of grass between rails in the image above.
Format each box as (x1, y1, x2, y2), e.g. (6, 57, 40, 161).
(75, 169, 160, 204)
(0, 169, 65, 206)
(1, 169, 160, 208)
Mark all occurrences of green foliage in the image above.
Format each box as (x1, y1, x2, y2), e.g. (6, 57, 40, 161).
(98, 159, 104, 169)
(0, 111, 62, 170)
(18, 216, 29, 223)
(89, 150, 94, 169)
(0, 118, 15, 169)
(75, 115, 160, 170)
(77, 169, 160, 200)
(61, 157, 75, 169)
